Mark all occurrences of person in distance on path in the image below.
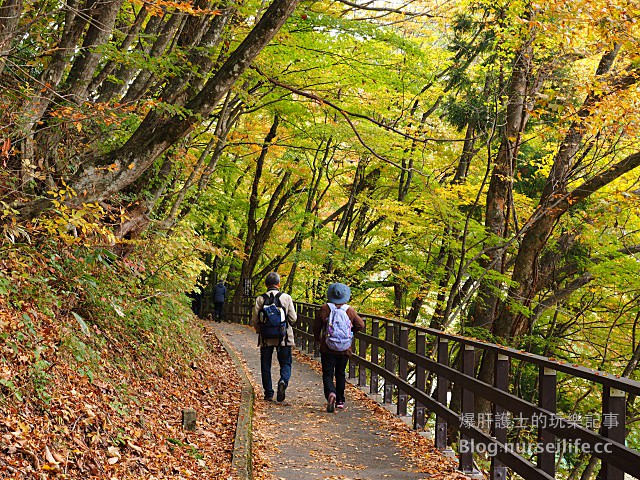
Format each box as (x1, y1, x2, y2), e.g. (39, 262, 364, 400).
(250, 272, 297, 402)
(313, 282, 364, 412)
(212, 280, 227, 322)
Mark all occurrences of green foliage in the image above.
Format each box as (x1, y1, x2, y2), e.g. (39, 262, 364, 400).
(1, 1, 639, 476)
(0, 224, 211, 407)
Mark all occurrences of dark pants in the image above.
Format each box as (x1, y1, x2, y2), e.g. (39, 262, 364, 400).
(260, 345, 292, 399)
(213, 301, 224, 321)
(321, 351, 349, 403)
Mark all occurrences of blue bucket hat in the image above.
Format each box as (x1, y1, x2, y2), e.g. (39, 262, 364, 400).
(327, 283, 351, 304)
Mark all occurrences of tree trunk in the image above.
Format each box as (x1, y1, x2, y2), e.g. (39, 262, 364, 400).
(96, 13, 166, 103)
(120, 13, 185, 103)
(496, 49, 639, 339)
(0, 0, 22, 75)
(159, 93, 242, 230)
(88, 5, 149, 95)
(17, 0, 301, 220)
(62, 0, 125, 103)
(470, 37, 536, 332)
(18, 0, 88, 184)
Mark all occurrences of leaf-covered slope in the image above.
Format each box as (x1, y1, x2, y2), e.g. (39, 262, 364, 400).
(0, 239, 240, 478)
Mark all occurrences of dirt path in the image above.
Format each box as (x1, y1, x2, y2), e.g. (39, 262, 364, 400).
(213, 322, 465, 480)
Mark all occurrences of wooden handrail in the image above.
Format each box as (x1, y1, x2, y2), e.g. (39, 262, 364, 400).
(294, 302, 640, 396)
(229, 298, 640, 479)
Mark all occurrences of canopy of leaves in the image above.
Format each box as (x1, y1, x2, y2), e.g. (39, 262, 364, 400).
(1, 0, 640, 476)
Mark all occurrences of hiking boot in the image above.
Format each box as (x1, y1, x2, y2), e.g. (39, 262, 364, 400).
(327, 393, 336, 413)
(277, 380, 287, 402)
(336, 401, 345, 409)
(264, 394, 274, 402)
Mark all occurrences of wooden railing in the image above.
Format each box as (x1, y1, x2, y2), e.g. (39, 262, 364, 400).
(230, 298, 640, 480)
(226, 298, 252, 325)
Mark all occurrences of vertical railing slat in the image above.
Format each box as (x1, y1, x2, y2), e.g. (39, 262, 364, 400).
(460, 344, 475, 474)
(436, 338, 449, 451)
(602, 387, 626, 480)
(306, 305, 314, 355)
(348, 319, 357, 378)
(370, 320, 380, 397)
(358, 328, 368, 387)
(398, 327, 409, 416)
(300, 303, 308, 352)
(384, 323, 395, 404)
(491, 353, 509, 480)
(538, 366, 556, 477)
(414, 331, 426, 431)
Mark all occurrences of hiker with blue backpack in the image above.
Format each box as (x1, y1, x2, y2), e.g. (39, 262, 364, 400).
(250, 272, 297, 402)
(313, 283, 364, 412)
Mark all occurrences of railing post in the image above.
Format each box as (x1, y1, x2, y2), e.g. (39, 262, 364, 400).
(358, 326, 368, 387)
(602, 387, 626, 480)
(414, 331, 426, 430)
(460, 344, 475, 474)
(538, 366, 556, 477)
(348, 309, 357, 379)
(306, 306, 314, 355)
(313, 305, 320, 357)
(398, 327, 409, 416)
(491, 353, 509, 480)
(244, 297, 251, 325)
(299, 304, 307, 352)
(232, 299, 238, 324)
(370, 320, 380, 397)
(349, 336, 357, 379)
(436, 338, 449, 451)
(384, 323, 395, 404)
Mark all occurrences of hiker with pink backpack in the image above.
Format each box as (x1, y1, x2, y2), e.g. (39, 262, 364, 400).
(313, 283, 365, 412)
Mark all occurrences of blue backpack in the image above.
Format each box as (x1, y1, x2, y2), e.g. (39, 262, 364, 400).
(325, 303, 353, 351)
(260, 292, 287, 342)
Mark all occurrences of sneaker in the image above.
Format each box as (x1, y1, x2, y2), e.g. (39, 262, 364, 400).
(336, 401, 345, 409)
(264, 394, 274, 402)
(277, 380, 287, 402)
(327, 393, 336, 413)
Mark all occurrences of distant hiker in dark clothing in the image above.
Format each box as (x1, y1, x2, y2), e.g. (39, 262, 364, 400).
(189, 290, 203, 318)
(250, 272, 297, 402)
(213, 281, 227, 322)
(313, 282, 364, 412)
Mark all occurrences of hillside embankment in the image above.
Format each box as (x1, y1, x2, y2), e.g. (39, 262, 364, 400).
(1, 241, 241, 479)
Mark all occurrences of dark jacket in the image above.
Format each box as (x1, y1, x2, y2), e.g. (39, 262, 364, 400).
(313, 303, 364, 356)
(213, 283, 226, 303)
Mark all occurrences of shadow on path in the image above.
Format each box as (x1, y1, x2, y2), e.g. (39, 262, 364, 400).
(213, 322, 465, 480)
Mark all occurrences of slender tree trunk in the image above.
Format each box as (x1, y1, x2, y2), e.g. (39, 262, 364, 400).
(0, 0, 22, 75)
(284, 137, 331, 292)
(120, 13, 185, 103)
(63, 0, 125, 103)
(159, 94, 242, 230)
(232, 115, 279, 304)
(88, 5, 149, 95)
(96, 13, 165, 103)
(472, 36, 536, 333)
(18, 0, 88, 184)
